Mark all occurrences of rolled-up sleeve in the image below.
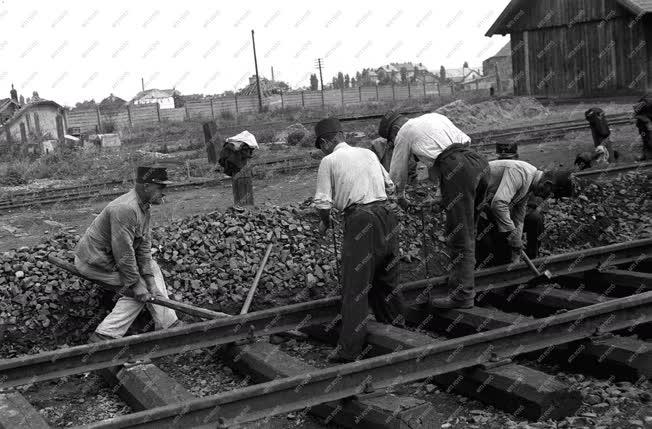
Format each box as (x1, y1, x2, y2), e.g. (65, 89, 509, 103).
(109, 207, 142, 287)
(389, 134, 410, 197)
(313, 158, 333, 210)
(381, 165, 395, 197)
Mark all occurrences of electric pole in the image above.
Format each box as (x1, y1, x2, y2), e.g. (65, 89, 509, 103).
(251, 29, 263, 112)
(314, 58, 325, 107)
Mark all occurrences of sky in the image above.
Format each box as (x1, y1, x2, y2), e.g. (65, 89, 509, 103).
(0, 0, 510, 107)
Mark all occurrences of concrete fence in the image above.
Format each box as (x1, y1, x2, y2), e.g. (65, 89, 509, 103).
(65, 82, 476, 133)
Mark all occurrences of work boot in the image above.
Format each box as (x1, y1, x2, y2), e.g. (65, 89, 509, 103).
(429, 297, 474, 310)
(88, 332, 116, 343)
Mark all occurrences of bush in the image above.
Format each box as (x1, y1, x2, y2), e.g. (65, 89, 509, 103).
(220, 110, 235, 121)
(286, 130, 306, 146)
(0, 162, 29, 186)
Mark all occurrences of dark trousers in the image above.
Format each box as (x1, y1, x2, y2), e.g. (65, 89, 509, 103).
(338, 202, 405, 359)
(476, 207, 545, 268)
(436, 144, 489, 302)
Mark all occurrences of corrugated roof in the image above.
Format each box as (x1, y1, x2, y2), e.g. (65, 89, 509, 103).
(486, 0, 651, 36)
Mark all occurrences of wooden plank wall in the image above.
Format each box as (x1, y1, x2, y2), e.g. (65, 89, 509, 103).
(510, 15, 649, 96)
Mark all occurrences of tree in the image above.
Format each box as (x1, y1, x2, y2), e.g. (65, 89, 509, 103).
(356, 71, 361, 82)
(332, 76, 338, 89)
(412, 66, 420, 83)
(337, 72, 344, 89)
(400, 67, 408, 83)
(309, 74, 319, 91)
(463, 61, 469, 68)
(440, 65, 446, 82)
(344, 74, 350, 88)
(351, 77, 356, 87)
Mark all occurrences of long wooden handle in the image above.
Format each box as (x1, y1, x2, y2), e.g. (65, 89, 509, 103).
(47, 254, 230, 319)
(240, 243, 274, 315)
(520, 249, 541, 276)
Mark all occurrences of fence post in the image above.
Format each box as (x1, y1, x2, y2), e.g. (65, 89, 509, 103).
(437, 83, 441, 97)
(210, 99, 215, 119)
(392, 84, 395, 101)
(376, 85, 379, 100)
(96, 106, 102, 133)
(423, 80, 427, 99)
(301, 91, 305, 107)
(185, 104, 190, 120)
(320, 88, 324, 108)
(234, 94, 239, 123)
(281, 91, 284, 109)
(358, 86, 362, 102)
(340, 87, 344, 106)
(407, 81, 411, 98)
(127, 105, 133, 127)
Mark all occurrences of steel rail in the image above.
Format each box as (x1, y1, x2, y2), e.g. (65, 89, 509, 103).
(0, 238, 648, 388)
(78, 290, 652, 428)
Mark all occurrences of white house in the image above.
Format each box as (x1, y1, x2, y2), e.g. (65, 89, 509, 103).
(445, 67, 483, 84)
(130, 89, 180, 110)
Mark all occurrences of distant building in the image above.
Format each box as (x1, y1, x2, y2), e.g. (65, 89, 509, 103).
(483, 42, 514, 92)
(485, 0, 652, 96)
(99, 93, 127, 111)
(0, 98, 21, 125)
(376, 62, 430, 83)
(0, 100, 67, 149)
(444, 67, 483, 85)
(130, 88, 181, 109)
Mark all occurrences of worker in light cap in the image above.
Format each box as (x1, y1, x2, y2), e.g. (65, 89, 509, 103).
(75, 166, 181, 342)
(313, 117, 405, 363)
(476, 160, 575, 267)
(382, 110, 490, 309)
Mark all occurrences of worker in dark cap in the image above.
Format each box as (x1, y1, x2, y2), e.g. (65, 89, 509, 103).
(634, 94, 652, 161)
(476, 160, 574, 267)
(313, 117, 405, 363)
(382, 110, 489, 309)
(75, 166, 181, 342)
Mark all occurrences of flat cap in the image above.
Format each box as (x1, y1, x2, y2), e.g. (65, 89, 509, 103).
(314, 117, 342, 148)
(378, 110, 405, 140)
(136, 166, 172, 185)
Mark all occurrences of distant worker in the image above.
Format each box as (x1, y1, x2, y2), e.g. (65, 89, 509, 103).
(383, 111, 490, 309)
(585, 107, 618, 163)
(476, 160, 575, 267)
(574, 145, 609, 170)
(313, 118, 405, 363)
(362, 136, 418, 184)
(634, 94, 652, 161)
(75, 166, 181, 342)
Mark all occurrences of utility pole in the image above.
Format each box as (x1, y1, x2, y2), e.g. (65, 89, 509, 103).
(251, 29, 263, 112)
(314, 58, 325, 107)
(141, 77, 144, 92)
(271, 66, 275, 81)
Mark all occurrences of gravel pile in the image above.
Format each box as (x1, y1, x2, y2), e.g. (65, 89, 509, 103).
(435, 97, 550, 131)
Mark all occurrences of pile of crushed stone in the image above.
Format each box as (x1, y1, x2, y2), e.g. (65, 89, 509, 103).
(435, 97, 550, 131)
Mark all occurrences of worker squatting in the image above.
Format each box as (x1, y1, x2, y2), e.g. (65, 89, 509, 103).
(76, 98, 650, 363)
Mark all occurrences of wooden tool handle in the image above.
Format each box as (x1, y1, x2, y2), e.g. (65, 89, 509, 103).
(520, 249, 541, 276)
(240, 242, 274, 315)
(47, 254, 230, 319)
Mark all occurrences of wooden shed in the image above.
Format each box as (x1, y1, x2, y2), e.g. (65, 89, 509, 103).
(485, 0, 652, 96)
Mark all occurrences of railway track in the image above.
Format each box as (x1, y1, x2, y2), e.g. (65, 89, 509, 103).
(0, 239, 650, 428)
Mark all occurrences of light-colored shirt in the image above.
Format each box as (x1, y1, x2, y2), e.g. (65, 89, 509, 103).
(75, 189, 153, 287)
(313, 142, 394, 211)
(487, 160, 543, 245)
(389, 112, 471, 196)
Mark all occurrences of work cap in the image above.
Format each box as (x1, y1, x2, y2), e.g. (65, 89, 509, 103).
(378, 110, 405, 139)
(136, 166, 172, 185)
(314, 117, 342, 148)
(551, 169, 575, 198)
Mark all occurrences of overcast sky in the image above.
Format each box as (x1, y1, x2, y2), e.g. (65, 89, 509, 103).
(1, 0, 509, 106)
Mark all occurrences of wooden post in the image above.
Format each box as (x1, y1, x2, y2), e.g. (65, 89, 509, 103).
(280, 91, 284, 109)
(202, 121, 220, 164)
(358, 86, 362, 102)
(301, 91, 305, 107)
(392, 83, 395, 100)
(423, 79, 427, 99)
(340, 87, 344, 106)
(232, 165, 254, 207)
(96, 106, 102, 133)
(127, 105, 133, 127)
(156, 103, 161, 122)
(407, 81, 411, 98)
(210, 99, 215, 120)
(234, 94, 239, 115)
(437, 83, 441, 97)
(523, 30, 531, 95)
(185, 104, 190, 120)
(376, 85, 379, 100)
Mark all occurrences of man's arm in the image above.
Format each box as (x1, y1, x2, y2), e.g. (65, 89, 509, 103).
(109, 207, 142, 288)
(509, 198, 528, 248)
(490, 169, 524, 244)
(313, 159, 333, 229)
(135, 216, 156, 292)
(381, 164, 395, 197)
(389, 134, 410, 198)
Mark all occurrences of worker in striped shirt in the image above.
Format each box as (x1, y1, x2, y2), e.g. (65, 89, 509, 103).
(313, 117, 405, 363)
(476, 160, 574, 267)
(383, 111, 490, 310)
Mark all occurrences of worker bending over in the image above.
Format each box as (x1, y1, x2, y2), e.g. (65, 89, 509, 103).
(313, 118, 405, 363)
(476, 160, 574, 267)
(384, 111, 490, 310)
(75, 166, 180, 342)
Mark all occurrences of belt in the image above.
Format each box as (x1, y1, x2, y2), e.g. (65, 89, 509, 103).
(343, 200, 387, 217)
(436, 143, 469, 163)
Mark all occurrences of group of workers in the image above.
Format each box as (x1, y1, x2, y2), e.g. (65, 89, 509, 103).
(75, 95, 649, 362)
